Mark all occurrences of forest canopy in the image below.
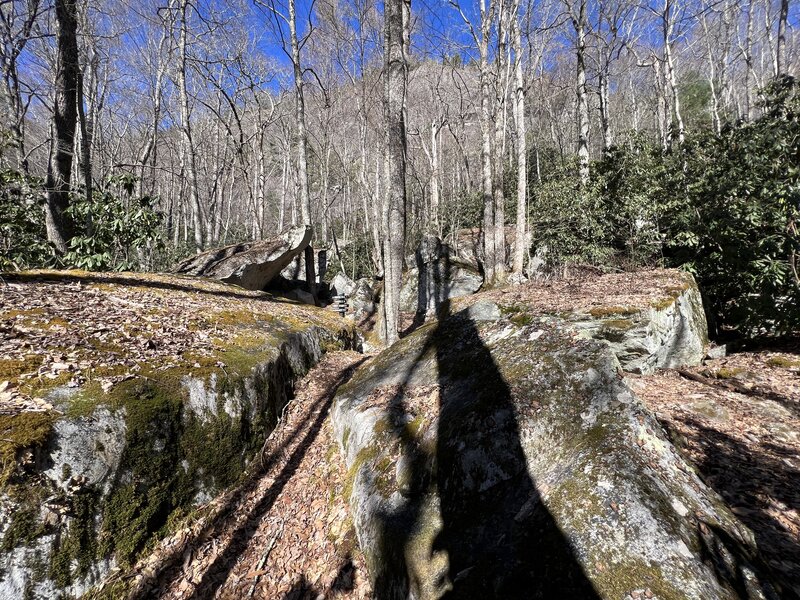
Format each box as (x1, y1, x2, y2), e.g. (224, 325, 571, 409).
(0, 0, 798, 337)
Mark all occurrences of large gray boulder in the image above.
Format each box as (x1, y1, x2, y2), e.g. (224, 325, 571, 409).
(173, 225, 312, 291)
(0, 271, 355, 599)
(571, 278, 708, 374)
(399, 236, 483, 315)
(332, 286, 780, 599)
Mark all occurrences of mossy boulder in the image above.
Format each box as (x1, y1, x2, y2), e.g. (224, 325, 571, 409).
(0, 270, 355, 599)
(332, 304, 778, 599)
(572, 274, 709, 374)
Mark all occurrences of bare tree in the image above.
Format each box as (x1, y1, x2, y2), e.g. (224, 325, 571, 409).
(512, 14, 526, 275)
(44, 0, 79, 252)
(381, 0, 410, 343)
(563, 0, 590, 182)
(0, 0, 42, 172)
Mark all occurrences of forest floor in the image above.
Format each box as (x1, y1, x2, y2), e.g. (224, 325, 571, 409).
(631, 342, 800, 597)
(120, 350, 374, 600)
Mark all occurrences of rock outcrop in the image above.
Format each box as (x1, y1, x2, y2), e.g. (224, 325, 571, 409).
(172, 225, 312, 291)
(399, 236, 483, 315)
(0, 271, 354, 599)
(332, 270, 778, 600)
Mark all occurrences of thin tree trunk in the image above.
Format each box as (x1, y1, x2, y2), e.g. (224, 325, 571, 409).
(381, 0, 409, 344)
(777, 0, 789, 76)
(287, 0, 315, 295)
(479, 0, 496, 283)
(513, 17, 526, 276)
(574, 0, 590, 183)
(178, 0, 204, 250)
(430, 121, 441, 233)
(44, 0, 80, 253)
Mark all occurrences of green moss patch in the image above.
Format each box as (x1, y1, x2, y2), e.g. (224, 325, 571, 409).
(0, 412, 57, 488)
(589, 306, 639, 318)
(766, 356, 800, 368)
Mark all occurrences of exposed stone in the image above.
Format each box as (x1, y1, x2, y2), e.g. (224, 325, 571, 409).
(0, 271, 355, 599)
(350, 278, 378, 323)
(572, 278, 709, 374)
(707, 344, 727, 360)
(399, 236, 483, 315)
(332, 287, 777, 600)
(172, 225, 312, 291)
(331, 272, 357, 298)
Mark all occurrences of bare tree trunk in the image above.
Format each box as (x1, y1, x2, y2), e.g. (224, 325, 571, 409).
(136, 8, 172, 199)
(573, 0, 590, 183)
(492, 0, 511, 281)
(598, 70, 612, 151)
(663, 0, 685, 146)
(430, 121, 441, 233)
(479, 0, 496, 283)
(286, 0, 315, 294)
(44, 0, 80, 253)
(0, 0, 40, 173)
(777, 0, 789, 76)
(744, 0, 755, 119)
(512, 16, 526, 276)
(178, 0, 203, 251)
(288, 0, 309, 225)
(381, 0, 409, 344)
(76, 71, 91, 201)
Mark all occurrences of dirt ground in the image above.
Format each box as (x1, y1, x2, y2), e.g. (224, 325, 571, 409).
(630, 343, 800, 597)
(103, 351, 374, 600)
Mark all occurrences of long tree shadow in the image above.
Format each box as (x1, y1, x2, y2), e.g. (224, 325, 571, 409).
(374, 301, 600, 599)
(130, 357, 366, 599)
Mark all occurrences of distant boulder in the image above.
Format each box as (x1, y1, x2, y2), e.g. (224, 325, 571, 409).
(173, 225, 312, 291)
(399, 235, 483, 315)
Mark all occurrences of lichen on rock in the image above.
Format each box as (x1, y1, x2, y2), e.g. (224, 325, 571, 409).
(0, 270, 356, 598)
(333, 279, 777, 600)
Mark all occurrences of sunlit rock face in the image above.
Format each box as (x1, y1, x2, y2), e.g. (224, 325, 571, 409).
(173, 225, 312, 291)
(333, 276, 779, 600)
(0, 270, 355, 599)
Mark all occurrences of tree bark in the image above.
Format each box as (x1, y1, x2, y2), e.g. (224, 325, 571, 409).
(777, 0, 789, 76)
(573, 0, 590, 183)
(178, 0, 204, 251)
(512, 17, 526, 276)
(479, 0, 496, 283)
(44, 0, 80, 253)
(662, 0, 685, 146)
(381, 0, 409, 344)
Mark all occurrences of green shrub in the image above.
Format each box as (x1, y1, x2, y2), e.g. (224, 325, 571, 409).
(62, 174, 164, 271)
(0, 170, 54, 270)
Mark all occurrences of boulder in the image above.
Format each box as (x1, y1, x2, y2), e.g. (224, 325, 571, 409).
(571, 278, 708, 374)
(173, 225, 312, 291)
(0, 271, 355, 599)
(331, 272, 357, 298)
(399, 236, 483, 315)
(350, 278, 378, 322)
(332, 276, 778, 600)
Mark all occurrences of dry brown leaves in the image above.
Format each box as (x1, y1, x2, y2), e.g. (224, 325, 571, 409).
(630, 347, 800, 596)
(0, 271, 345, 415)
(462, 268, 690, 315)
(133, 351, 373, 600)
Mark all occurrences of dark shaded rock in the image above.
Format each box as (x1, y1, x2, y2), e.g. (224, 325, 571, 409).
(333, 297, 778, 599)
(173, 225, 312, 291)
